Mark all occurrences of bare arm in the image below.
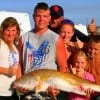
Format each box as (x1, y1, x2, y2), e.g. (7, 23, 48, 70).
(0, 66, 17, 77)
(46, 36, 68, 97)
(17, 37, 24, 75)
(0, 67, 8, 75)
(16, 64, 22, 79)
(56, 36, 68, 73)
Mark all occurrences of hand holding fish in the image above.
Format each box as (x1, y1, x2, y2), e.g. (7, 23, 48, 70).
(46, 86, 60, 97)
(13, 84, 29, 93)
(84, 88, 94, 99)
(13, 69, 100, 96)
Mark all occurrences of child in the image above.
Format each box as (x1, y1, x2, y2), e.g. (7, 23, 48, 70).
(68, 50, 95, 100)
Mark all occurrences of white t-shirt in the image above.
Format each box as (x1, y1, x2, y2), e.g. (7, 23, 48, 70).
(0, 39, 19, 96)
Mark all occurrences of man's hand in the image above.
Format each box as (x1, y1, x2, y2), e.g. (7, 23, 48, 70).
(88, 18, 96, 35)
(13, 84, 29, 93)
(46, 86, 60, 97)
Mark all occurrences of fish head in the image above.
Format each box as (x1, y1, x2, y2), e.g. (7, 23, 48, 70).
(13, 74, 40, 92)
(13, 71, 50, 94)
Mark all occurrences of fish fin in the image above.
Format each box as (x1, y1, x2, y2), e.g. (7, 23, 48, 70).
(35, 82, 42, 93)
(16, 90, 24, 95)
(16, 90, 24, 100)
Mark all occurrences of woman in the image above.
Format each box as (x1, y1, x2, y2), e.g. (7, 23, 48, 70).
(0, 17, 21, 100)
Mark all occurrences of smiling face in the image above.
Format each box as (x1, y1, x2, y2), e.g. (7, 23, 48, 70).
(60, 24, 74, 42)
(73, 56, 87, 73)
(33, 9, 51, 31)
(0, 17, 20, 46)
(3, 26, 18, 44)
(88, 42, 100, 60)
(71, 50, 88, 76)
(49, 16, 63, 28)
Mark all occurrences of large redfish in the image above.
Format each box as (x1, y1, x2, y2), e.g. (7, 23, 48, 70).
(13, 69, 100, 95)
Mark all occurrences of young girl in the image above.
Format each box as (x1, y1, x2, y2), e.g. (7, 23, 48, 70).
(68, 50, 95, 100)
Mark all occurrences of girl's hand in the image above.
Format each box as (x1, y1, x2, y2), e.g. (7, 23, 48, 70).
(69, 65, 76, 74)
(85, 88, 94, 98)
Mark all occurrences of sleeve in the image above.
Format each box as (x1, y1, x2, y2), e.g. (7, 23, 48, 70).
(85, 72, 95, 82)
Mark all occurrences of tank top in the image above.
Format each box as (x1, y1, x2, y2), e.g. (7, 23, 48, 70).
(21, 29, 59, 74)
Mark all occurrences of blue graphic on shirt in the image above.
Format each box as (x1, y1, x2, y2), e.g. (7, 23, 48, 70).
(26, 40, 49, 67)
(9, 51, 19, 68)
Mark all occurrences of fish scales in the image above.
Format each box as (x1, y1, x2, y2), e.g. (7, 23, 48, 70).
(13, 69, 100, 96)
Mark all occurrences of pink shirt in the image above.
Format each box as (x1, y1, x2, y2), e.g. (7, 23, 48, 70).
(68, 71, 95, 100)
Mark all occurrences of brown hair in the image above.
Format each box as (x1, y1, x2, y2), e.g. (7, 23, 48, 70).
(0, 17, 20, 45)
(88, 35, 100, 44)
(33, 2, 50, 17)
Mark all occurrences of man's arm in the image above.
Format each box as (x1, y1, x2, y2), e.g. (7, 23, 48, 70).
(56, 36, 68, 73)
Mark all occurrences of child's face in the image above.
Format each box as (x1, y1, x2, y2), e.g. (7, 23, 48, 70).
(60, 24, 74, 42)
(73, 56, 87, 73)
(88, 42, 100, 60)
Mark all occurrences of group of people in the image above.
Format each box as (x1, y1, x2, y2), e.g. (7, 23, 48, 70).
(0, 2, 100, 100)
